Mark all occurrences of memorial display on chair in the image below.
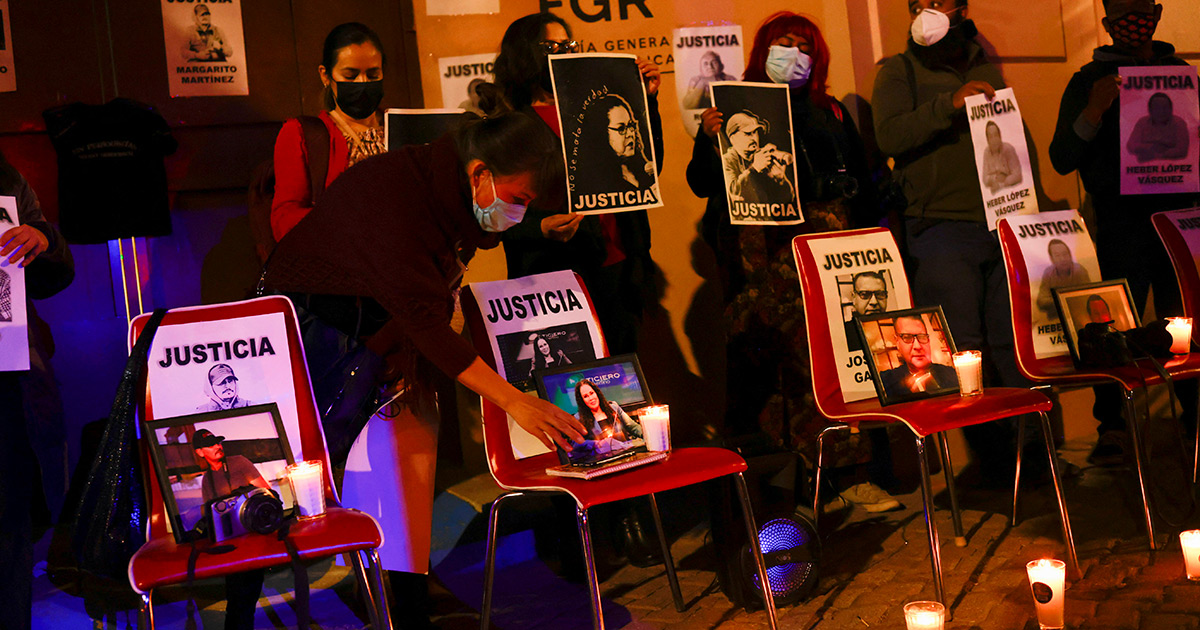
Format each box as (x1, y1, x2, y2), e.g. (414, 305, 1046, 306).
(854, 307, 960, 405)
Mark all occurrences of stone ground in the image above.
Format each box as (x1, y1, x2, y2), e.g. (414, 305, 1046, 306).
(32, 436, 1200, 629)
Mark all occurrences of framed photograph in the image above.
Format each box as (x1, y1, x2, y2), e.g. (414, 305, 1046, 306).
(494, 322, 598, 392)
(144, 403, 296, 543)
(1051, 279, 1140, 365)
(854, 307, 960, 405)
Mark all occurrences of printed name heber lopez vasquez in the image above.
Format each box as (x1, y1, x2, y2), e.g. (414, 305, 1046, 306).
(822, 248, 894, 270)
(486, 289, 585, 323)
(158, 337, 277, 368)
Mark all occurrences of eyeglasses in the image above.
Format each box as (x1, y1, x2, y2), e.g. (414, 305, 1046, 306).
(897, 333, 930, 345)
(608, 121, 639, 136)
(854, 290, 888, 301)
(538, 40, 580, 55)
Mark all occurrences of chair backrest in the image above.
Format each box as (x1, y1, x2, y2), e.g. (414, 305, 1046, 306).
(997, 211, 1101, 380)
(791, 227, 912, 419)
(460, 272, 607, 486)
(130, 296, 333, 540)
(1153, 208, 1200, 332)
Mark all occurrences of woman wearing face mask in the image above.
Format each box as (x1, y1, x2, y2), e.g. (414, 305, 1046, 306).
(687, 12, 901, 515)
(271, 22, 388, 241)
(266, 93, 586, 629)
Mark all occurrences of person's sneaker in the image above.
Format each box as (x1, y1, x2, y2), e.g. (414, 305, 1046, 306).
(821, 495, 850, 514)
(839, 482, 903, 513)
(1087, 430, 1128, 467)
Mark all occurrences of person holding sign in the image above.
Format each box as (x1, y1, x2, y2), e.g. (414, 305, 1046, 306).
(495, 12, 664, 356)
(0, 150, 74, 630)
(873, 0, 1028, 485)
(1049, 0, 1198, 464)
(688, 12, 899, 514)
(266, 100, 586, 629)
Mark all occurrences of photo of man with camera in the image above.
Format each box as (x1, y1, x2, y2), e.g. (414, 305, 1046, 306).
(721, 110, 797, 204)
(192, 428, 269, 504)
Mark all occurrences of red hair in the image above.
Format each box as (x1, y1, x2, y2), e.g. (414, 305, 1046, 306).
(743, 12, 840, 120)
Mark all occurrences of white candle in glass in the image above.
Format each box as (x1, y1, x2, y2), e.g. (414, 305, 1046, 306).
(903, 601, 945, 630)
(287, 460, 326, 519)
(639, 405, 671, 452)
(1026, 559, 1066, 629)
(1181, 530, 1200, 580)
(952, 350, 983, 396)
(1166, 318, 1192, 354)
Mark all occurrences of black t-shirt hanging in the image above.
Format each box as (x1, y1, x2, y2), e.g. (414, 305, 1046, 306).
(43, 98, 178, 243)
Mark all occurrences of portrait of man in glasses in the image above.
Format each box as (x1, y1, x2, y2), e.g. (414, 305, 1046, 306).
(844, 270, 889, 352)
(878, 314, 958, 399)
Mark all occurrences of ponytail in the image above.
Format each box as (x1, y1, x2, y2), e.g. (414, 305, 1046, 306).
(453, 82, 562, 199)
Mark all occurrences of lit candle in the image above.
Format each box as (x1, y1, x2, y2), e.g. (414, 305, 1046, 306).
(639, 405, 671, 452)
(287, 460, 326, 519)
(1026, 559, 1066, 629)
(903, 601, 945, 630)
(1166, 317, 1192, 354)
(1181, 530, 1200, 581)
(952, 350, 983, 396)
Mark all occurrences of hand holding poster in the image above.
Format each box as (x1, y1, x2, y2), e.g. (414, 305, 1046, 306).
(160, 0, 249, 97)
(804, 231, 910, 402)
(0, 196, 28, 371)
(1001, 210, 1101, 359)
(549, 53, 662, 215)
(710, 82, 804, 226)
(672, 26, 745, 138)
(965, 88, 1039, 230)
(1120, 65, 1200, 196)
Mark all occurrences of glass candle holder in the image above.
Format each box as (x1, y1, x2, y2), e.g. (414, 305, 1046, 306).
(903, 601, 945, 630)
(1181, 530, 1200, 581)
(639, 405, 671, 452)
(1166, 317, 1192, 354)
(287, 460, 326, 519)
(952, 350, 983, 396)
(1026, 559, 1066, 629)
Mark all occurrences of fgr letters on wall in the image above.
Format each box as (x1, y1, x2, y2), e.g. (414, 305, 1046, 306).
(160, 0, 249, 98)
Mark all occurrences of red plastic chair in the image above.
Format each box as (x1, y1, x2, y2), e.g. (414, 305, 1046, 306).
(127, 296, 393, 629)
(1152, 208, 1200, 481)
(460, 274, 779, 630)
(999, 216, 1200, 550)
(793, 228, 1077, 606)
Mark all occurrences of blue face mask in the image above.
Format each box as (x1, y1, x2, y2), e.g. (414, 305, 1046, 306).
(764, 45, 813, 88)
(472, 173, 527, 232)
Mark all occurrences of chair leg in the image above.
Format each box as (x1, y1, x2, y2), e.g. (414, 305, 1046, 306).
(936, 432, 966, 547)
(1012, 416, 1026, 527)
(481, 491, 523, 630)
(916, 435, 946, 608)
(813, 425, 845, 537)
(138, 592, 153, 630)
(1193, 382, 1199, 485)
(350, 551, 382, 630)
(734, 472, 779, 630)
(576, 506, 605, 630)
(647, 493, 685, 612)
(365, 549, 394, 630)
(1123, 388, 1158, 550)
(1038, 411, 1079, 578)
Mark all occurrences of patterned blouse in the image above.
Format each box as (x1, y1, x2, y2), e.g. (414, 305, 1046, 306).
(345, 126, 387, 167)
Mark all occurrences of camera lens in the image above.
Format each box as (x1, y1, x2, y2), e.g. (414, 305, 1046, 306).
(239, 488, 285, 534)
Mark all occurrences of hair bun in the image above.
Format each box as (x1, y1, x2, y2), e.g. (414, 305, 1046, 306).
(473, 82, 513, 119)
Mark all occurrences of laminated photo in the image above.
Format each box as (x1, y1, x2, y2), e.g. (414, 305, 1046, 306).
(710, 81, 803, 226)
(549, 53, 662, 215)
(385, 109, 467, 151)
(804, 231, 911, 402)
(672, 25, 745, 137)
(0, 195, 27, 371)
(1003, 210, 1101, 359)
(965, 88, 1039, 230)
(160, 0, 249, 97)
(146, 312, 303, 464)
(1120, 65, 1200, 196)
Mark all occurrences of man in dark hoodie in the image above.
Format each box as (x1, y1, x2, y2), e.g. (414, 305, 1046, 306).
(872, 0, 1022, 484)
(1049, 0, 1199, 465)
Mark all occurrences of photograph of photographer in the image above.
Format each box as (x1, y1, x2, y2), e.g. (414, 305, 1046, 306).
(145, 404, 296, 542)
(1051, 280, 1140, 366)
(710, 81, 803, 226)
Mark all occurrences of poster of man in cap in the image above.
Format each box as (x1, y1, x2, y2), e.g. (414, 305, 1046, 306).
(159, 0, 249, 97)
(549, 53, 662, 215)
(710, 81, 803, 226)
(197, 363, 253, 411)
(1120, 65, 1200, 196)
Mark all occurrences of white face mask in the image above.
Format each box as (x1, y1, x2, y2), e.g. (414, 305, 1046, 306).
(472, 173, 527, 232)
(911, 8, 954, 46)
(764, 45, 813, 88)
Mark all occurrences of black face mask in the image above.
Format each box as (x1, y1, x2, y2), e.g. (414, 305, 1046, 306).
(333, 80, 384, 120)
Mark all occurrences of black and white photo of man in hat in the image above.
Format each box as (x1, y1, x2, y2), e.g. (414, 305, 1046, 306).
(721, 110, 796, 203)
(197, 363, 252, 412)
